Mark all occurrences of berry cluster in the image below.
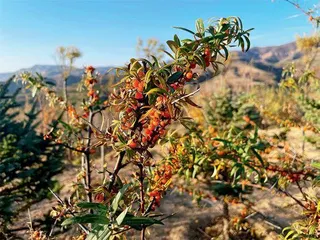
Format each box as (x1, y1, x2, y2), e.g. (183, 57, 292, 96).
(110, 60, 199, 151)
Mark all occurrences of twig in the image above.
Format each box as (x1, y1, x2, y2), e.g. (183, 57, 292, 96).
(108, 151, 126, 191)
(138, 162, 146, 240)
(296, 181, 308, 202)
(283, 0, 312, 17)
(277, 188, 307, 210)
(197, 227, 212, 239)
(171, 85, 200, 104)
(49, 188, 89, 234)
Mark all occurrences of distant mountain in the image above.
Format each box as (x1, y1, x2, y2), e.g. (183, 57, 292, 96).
(0, 65, 114, 83)
(199, 41, 319, 92)
(1, 41, 317, 93)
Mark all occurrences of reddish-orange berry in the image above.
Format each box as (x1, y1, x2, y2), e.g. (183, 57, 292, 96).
(243, 115, 250, 123)
(128, 141, 137, 149)
(126, 107, 133, 113)
(159, 129, 166, 136)
(156, 96, 163, 103)
(162, 110, 171, 119)
(170, 83, 179, 90)
(135, 91, 143, 100)
(148, 124, 155, 131)
(138, 70, 145, 79)
(142, 136, 148, 143)
(137, 82, 144, 92)
(86, 66, 95, 73)
(160, 121, 167, 127)
(94, 193, 104, 203)
(133, 79, 140, 88)
(154, 175, 160, 182)
(145, 128, 152, 135)
(149, 191, 159, 197)
(185, 71, 193, 80)
(87, 89, 95, 97)
(217, 150, 226, 156)
(204, 47, 210, 56)
(190, 61, 196, 69)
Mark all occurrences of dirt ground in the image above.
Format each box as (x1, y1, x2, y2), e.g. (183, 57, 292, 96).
(9, 127, 320, 240)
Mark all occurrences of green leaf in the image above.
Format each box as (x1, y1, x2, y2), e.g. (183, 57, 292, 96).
(146, 88, 167, 96)
(195, 18, 205, 36)
(192, 165, 199, 178)
(77, 202, 108, 211)
(167, 71, 183, 84)
(87, 225, 111, 240)
(31, 86, 38, 97)
(162, 50, 175, 60)
(312, 162, 320, 170)
(220, 45, 229, 60)
(166, 40, 179, 54)
(151, 55, 160, 68)
(194, 54, 206, 69)
(111, 184, 130, 214)
(173, 34, 181, 47)
(122, 216, 163, 230)
(243, 35, 251, 52)
(58, 120, 73, 133)
(116, 208, 128, 225)
(251, 148, 264, 167)
(173, 26, 195, 35)
(61, 214, 109, 226)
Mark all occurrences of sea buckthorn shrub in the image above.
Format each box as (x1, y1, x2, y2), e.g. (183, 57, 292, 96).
(17, 17, 253, 239)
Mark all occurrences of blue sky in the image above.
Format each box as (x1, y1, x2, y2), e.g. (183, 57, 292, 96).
(0, 0, 318, 73)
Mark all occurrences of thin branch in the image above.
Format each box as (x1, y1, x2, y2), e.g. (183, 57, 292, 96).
(296, 181, 308, 202)
(171, 85, 200, 104)
(49, 188, 89, 234)
(138, 162, 146, 240)
(277, 188, 307, 210)
(108, 151, 126, 191)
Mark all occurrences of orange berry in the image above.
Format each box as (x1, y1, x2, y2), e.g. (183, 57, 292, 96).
(85, 66, 95, 73)
(135, 91, 143, 100)
(160, 121, 167, 127)
(128, 141, 137, 149)
(190, 61, 196, 69)
(138, 70, 145, 79)
(186, 71, 193, 80)
(156, 96, 163, 103)
(145, 128, 152, 135)
(217, 150, 226, 156)
(142, 136, 148, 143)
(159, 129, 166, 136)
(137, 82, 144, 92)
(243, 115, 250, 123)
(204, 47, 210, 56)
(162, 110, 171, 119)
(94, 193, 104, 203)
(133, 79, 140, 88)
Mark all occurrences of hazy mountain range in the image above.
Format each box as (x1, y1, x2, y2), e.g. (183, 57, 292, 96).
(0, 65, 113, 83)
(0, 41, 314, 92)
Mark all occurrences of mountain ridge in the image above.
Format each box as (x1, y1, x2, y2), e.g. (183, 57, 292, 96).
(0, 41, 311, 92)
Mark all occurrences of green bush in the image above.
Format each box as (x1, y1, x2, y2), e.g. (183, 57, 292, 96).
(0, 77, 64, 233)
